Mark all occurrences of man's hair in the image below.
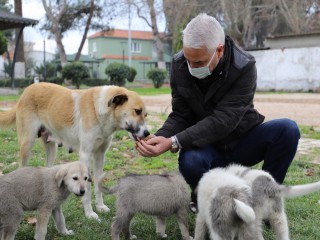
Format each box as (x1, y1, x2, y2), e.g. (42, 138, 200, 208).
(182, 13, 225, 50)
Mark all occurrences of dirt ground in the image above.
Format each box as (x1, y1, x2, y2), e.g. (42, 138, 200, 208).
(142, 93, 320, 127)
(0, 89, 319, 127)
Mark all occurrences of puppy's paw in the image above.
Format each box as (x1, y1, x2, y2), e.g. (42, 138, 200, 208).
(85, 211, 101, 222)
(65, 229, 74, 235)
(157, 233, 167, 239)
(130, 235, 137, 239)
(96, 204, 110, 213)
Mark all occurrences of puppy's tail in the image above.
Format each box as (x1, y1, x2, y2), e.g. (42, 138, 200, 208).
(0, 107, 17, 127)
(98, 172, 118, 195)
(233, 199, 256, 224)
(280, 181, 320, 198)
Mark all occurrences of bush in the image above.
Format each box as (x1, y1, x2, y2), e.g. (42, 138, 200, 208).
(147, 68, 167, 88)
(105, 62, 132, 86)
(127, 67, 137, 82)
(61, 62, 90, 89)
(82, 78, 110, 86)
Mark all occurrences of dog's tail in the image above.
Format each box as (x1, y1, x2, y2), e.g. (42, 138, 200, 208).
(98, 172, 118, 195)
(280, 181, 320, 198)
(0, 107, 17, 127)
(233, 199, 256, 224)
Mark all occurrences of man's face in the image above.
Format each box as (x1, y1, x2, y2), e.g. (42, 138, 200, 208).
(183, 44, 224, 73)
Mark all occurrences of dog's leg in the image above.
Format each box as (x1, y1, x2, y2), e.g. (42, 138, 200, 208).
(79, 149, 100, 221)
(94, 148, 110, 213)
(194, 214, 207, 240)
(270, 211, 290, 240)
(112, 212, 135, 240)
(1, 221, 20, 240)
(155, 216, 167, 238)
(18, 135, 36, 167)
(35, 208, 51, 240)
(176, 209, 193, 240)
(41, 139, 57, 167)
(52, 206, 74, 235)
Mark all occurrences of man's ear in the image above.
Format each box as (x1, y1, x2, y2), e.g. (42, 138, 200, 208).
(108, 94, 128, 107)
(55, 167, 68, 187)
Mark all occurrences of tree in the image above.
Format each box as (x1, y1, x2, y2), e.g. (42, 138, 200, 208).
(277, 0, 320, 34)
(62, 62, 89, 89)
(14, 0, 25, 78)
(41, 0, 117, 66)
(0, 32, 7, 55)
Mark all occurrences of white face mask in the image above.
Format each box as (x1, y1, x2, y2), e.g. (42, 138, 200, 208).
(187, 49, 216, 79)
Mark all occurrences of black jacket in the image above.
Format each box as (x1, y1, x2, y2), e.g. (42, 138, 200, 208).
(156, 36, 265, 150)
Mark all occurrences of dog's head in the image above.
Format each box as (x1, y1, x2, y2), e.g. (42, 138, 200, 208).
(107, 87, 149, 140)
(55, 161, 90, 197)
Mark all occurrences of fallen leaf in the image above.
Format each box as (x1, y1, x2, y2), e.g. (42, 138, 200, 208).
(305, 168, 315, 176)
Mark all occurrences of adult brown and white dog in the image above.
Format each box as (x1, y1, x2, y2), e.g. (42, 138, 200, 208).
(0, 82, 149, 221)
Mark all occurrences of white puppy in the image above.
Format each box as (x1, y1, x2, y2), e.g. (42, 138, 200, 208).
(194, 168, 258, 240)
(227, 164, 320, 240)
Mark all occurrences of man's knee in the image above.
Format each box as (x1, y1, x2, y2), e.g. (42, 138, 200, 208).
(279, 118, 300, 143)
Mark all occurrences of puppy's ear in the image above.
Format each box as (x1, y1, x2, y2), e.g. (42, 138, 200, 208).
(55, 167, 68, 187)
(108, 94, 128, 107)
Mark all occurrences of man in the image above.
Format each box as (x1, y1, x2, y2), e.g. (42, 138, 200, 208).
(136, 13, 300, 212)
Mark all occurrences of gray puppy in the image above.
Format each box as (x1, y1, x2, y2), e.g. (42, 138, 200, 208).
(98, 172, 193, 240)
(0, 161, 89, 240)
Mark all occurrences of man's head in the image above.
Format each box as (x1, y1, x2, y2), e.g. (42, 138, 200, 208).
(182, 13, 225, 78)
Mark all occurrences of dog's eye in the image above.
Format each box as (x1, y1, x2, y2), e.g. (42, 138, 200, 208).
(84, 177, 88, 181)
(135, 108, 142, 115)
(73, 177, 78, 181)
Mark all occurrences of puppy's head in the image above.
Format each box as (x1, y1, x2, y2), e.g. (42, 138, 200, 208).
(55, 161, 89, 197)
(107, 87, 149, 140)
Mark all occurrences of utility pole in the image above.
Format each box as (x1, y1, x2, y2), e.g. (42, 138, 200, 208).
(128, 0, 132, 67)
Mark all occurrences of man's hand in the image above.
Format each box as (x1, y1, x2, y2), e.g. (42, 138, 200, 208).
(135, 136, 172, 157)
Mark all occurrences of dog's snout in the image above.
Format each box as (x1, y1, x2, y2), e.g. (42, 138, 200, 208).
(80, 189, 85, 195)
(144, 130, 150, 138)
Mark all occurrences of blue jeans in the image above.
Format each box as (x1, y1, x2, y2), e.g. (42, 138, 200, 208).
(178, 118, 300, 193)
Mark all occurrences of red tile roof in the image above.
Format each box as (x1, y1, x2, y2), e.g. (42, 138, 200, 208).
(88, 29, 154, 40)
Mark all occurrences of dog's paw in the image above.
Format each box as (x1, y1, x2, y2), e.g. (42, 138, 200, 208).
(85, 211, 101, 222)
(96, 204, 110, 213)
(65, 229, 74, 235)
(130, 235, 137, 240)
(157, 233, 167, 239)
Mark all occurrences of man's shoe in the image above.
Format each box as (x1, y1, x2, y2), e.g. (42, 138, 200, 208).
(189, 201, 198, 214)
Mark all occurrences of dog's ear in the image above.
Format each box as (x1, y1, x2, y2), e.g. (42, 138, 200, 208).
(108, 94, 128, 107)
(55, 167, 68, 188)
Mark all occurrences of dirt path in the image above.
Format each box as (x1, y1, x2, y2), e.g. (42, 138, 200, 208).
(142, 93, 320, 127)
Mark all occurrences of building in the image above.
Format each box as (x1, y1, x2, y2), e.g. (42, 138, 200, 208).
(87, 29, 171, 81)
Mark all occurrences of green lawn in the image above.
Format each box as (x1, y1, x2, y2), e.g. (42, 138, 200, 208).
(0, 98, 320, 239)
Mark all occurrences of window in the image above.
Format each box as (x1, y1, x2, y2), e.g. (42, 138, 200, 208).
(131, 42, 141, 53)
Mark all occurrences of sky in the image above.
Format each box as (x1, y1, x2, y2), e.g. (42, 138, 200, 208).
(14, 0, 159, 55)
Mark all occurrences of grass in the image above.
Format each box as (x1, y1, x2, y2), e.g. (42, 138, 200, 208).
(1, 108, 320, 239)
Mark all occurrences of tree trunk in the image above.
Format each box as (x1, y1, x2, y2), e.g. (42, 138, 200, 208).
(14, 0, 25, 78)
(75, 0, 94, 61)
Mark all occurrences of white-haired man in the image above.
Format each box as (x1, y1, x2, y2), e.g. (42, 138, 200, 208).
(136, 13, 300, 213)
